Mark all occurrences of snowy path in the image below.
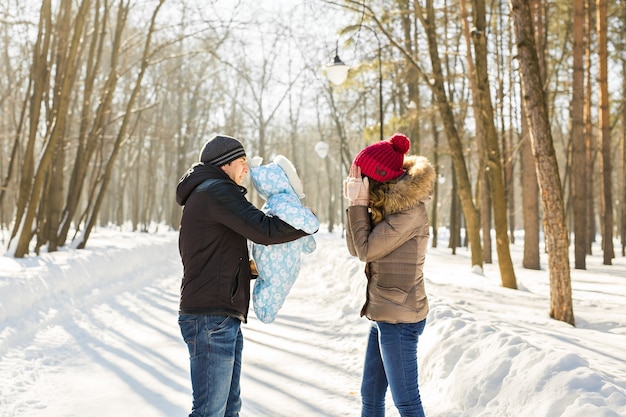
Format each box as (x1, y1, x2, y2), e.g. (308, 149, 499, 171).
(0, 233, 190, 416)
(0, 231, 373, 417)
(240, 232, 373, 417)
(2, 229, 626, 417)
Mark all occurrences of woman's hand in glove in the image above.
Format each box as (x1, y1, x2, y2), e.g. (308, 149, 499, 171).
(343, 165, 370, 206)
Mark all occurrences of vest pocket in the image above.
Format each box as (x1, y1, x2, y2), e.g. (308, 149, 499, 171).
(376, 285, 408, 304)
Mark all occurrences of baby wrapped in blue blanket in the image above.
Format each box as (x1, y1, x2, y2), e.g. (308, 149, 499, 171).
(249, 155, 319, 323)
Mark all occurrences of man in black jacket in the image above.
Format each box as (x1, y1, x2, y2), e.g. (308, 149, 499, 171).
(176, 134, 314, 417)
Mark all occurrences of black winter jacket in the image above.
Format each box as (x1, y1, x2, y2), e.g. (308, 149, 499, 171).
(176, 163, 309, 322)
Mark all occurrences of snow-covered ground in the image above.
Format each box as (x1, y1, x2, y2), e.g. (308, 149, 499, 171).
(1, 227, 625, 417)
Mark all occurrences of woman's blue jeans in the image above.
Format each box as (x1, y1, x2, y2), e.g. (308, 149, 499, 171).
(361, 319, 427, 417)
(179, 314, 243, 417)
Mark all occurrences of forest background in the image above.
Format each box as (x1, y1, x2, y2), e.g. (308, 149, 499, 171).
(0, 0, 624, 325)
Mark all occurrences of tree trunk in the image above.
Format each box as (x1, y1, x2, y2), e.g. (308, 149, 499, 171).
(12, 0, 90, 257)
(10, 0, 52, 249)
(76, 0, 164, 249)
(58, 0, 111, 246)
(622, 88, 626, 256)
(518, 2, 541, 270)
(571, 0, 587, 269)
(596, 0, 614, 265)
(499, 0, 516, 246)
(324, 156, 336, 233)
(471, 0, 517, 288)
(584, 0, 596, 255)
(459, 0, 491, 264)
(41, 0, 86, 252)
(520, 108, 540, 270)
(510, 0, 575, 325)
(622, 22, 626, 256)
(0, 90, 28, 210)
(479, 167, 492, 264)
(449, 170, 461, 255)
(421, 0, 483, 268)
(398, 0, 421, 153)
(430, 114, 440, 248)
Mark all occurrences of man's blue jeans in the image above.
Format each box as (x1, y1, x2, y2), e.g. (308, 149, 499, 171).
(179, 314, 243, 417)
(361, 319, 427, 417)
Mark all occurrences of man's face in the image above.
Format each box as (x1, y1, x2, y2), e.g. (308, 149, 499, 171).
(221, 156, 249, 185)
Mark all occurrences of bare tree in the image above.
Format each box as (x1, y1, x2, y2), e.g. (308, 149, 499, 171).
(37, 0, 92, 253)
(459, 0, 491, 264)
(520, 108, 540, 270)
(584, 0, 596, 256)
(57, 0, 113, 246)
(596, 0, 614, 265)
(622, 74, 626, 256)
(211, 28, 304, 160)
(75, 0, 165, 248)
(571, 0, 587, 269)
(10, 0, 51, 251)
(622, 5, 626, 256)
(470, 0, 517, 288)
(519, 0, 544, 271)
(11, 0, 90, 257)
(510, 0, 575, 325)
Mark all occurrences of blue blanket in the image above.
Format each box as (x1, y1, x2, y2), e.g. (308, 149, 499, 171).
(250, 156, 319, 323)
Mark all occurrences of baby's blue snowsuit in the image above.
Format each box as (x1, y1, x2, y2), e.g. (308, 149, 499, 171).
(249, 156, 319, 323)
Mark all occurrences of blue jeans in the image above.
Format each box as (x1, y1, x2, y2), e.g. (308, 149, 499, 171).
(179, 314, 243, 417)
(361, 319, 427, 417)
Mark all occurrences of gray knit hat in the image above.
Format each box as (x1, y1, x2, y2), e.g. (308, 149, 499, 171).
(199, 135, 246, 166)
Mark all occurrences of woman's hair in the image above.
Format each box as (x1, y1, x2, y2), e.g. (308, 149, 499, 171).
(368, 176, 399, 225)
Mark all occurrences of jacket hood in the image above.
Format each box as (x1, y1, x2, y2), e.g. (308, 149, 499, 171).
(176, 162, 234, 206)
(380, 155, 436, 216)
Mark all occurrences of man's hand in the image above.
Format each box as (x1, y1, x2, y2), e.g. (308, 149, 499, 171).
(343, 165, 369, 206)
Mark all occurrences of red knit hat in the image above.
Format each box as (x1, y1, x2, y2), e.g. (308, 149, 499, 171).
(353, 133, 411, 182)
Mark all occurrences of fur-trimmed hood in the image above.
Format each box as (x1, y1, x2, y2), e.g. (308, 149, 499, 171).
(379, 155, 436, 216)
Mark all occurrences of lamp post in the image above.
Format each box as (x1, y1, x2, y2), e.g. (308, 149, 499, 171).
(325, 42, 350, 85)
(314, 141, 341, 235)
(324, 26, 384, 141)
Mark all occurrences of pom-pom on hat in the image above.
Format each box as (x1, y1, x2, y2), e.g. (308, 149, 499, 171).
(353, 133, 411, 182)
(199, 134, 246, 166)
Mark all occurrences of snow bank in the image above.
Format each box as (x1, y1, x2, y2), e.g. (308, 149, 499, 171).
(0, 229, 179, 351)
